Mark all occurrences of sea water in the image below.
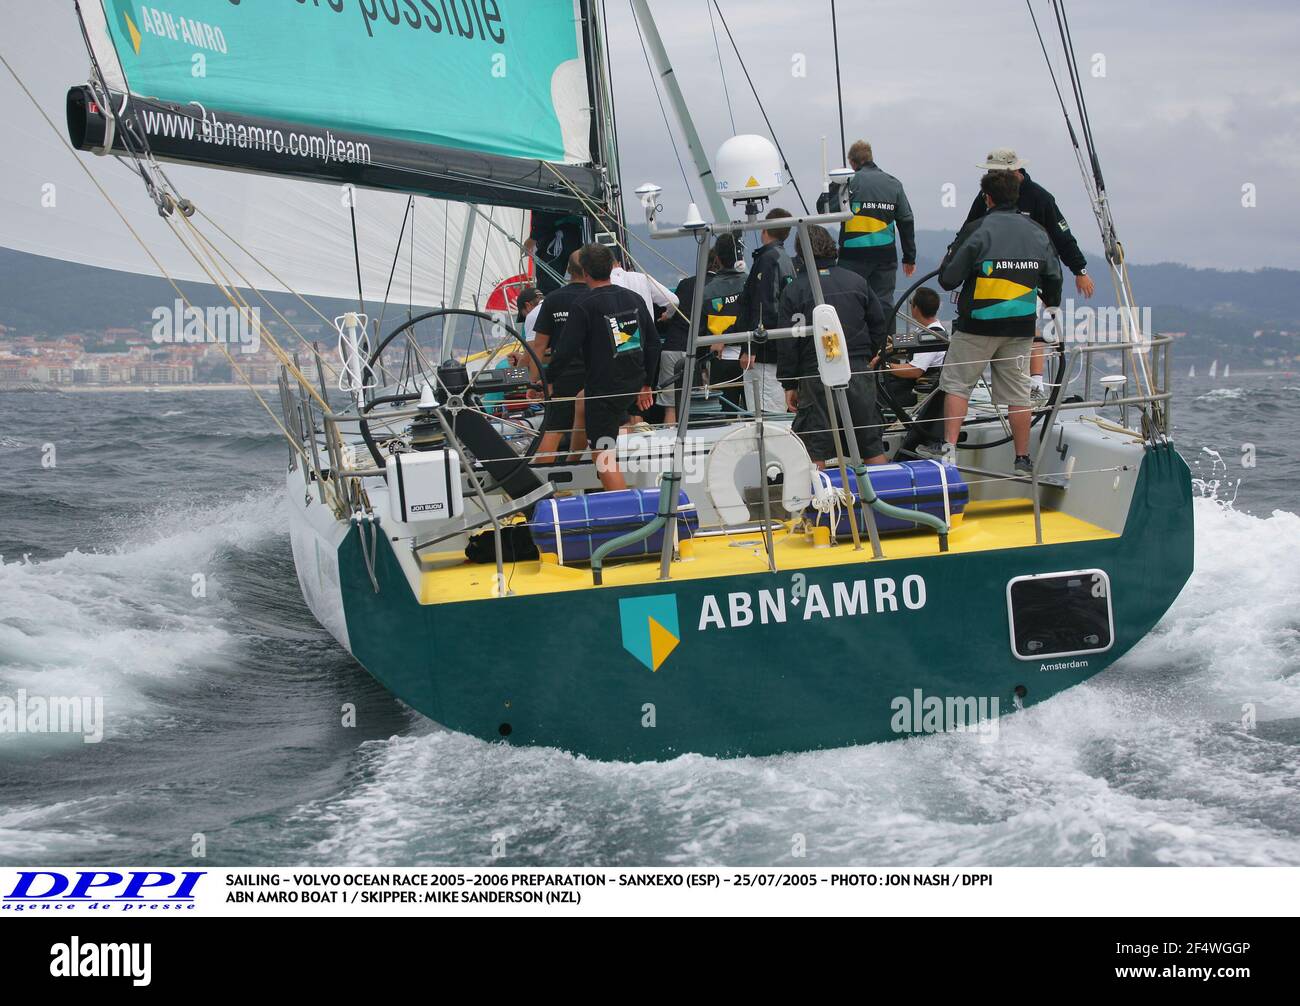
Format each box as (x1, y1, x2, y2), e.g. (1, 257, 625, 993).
(0, 377, 1297, 866)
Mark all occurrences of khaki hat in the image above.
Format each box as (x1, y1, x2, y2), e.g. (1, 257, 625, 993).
(978, 148, 1028, 171)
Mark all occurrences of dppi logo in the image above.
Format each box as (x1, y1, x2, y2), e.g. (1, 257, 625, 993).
(619, 594, 680, 672)
(3, 871, 203, 912)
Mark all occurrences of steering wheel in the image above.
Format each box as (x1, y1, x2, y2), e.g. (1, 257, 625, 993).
(355, 308, 549, 468)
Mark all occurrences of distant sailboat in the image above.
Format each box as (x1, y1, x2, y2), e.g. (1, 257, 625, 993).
(1209, 360, 1219, 379)
(1188, 365, 1196, 379)
(1223, 364, 1231, 378)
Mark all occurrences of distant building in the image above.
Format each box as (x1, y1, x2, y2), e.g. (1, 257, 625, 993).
(0, 355, 32, 383)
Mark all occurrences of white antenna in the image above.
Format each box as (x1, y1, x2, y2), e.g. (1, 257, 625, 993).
(335, 313, 376, 399)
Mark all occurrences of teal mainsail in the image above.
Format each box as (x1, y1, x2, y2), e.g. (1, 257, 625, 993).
(95, 0, 589, 164)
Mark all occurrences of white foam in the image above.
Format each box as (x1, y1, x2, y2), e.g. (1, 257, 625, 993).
(1196, 387, 1246, 401)
(0, 490, 287, 741)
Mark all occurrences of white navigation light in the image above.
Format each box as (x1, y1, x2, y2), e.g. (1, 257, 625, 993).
(715, 134, 785, 203)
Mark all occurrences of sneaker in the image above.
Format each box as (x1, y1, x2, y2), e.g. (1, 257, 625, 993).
(1030, 385, 1049, 407)
(1014, 454, 1034, 475)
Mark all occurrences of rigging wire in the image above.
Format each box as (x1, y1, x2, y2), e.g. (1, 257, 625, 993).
(476, 205, 495, 306)
(348, 198, 366, 315)
(830, 0, 846, 161)
(629, 0, 696, 203)
(709, 0, 810, 213)
(1025, 0, 1082, 152)
(1054, 0, 1104, 194)
(376, 195, 414, 333)
(441, 203, 450, 307)
(705, 0, 737, 135)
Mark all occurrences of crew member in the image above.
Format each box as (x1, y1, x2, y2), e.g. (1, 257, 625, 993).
(832, 140, 917, 308)
(546, 244, 660, 491)
(965, 148, 1094, 400)
(931, 170, 1063, 473)
(702, 235, 749, 413)
(610, 248, 678, 426)
(657, 249, 720, 425)
(738, 207, 796, 416)
(610, 249, 679, 317)
(881, 287, 947, 408)
(516, 286, 543, 343)
(777, 224, 890, 467)
(525, 211, 585, 294)
(530, 253, 591, 465)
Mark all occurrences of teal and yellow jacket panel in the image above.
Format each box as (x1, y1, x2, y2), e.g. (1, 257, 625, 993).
(939, 206, 1065, 339)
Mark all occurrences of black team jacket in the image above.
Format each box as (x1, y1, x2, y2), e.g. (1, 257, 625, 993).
(775, 257, 889, 390)
(964, 170, 1088, 276)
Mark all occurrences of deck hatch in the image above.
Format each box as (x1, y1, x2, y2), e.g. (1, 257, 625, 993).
(1007, 569, 1115, 661)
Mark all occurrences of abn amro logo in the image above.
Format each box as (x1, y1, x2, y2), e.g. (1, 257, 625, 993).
(619, 594, 680, 672)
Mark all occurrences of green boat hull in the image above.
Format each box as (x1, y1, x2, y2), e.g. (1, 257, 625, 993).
(334, 445, 1194, 760)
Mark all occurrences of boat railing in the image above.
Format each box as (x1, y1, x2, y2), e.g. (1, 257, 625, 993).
(271, 223, 1179, 591)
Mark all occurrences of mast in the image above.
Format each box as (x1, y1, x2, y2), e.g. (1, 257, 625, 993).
(628, 0, 731, 224)
(584, 0, 627, 244)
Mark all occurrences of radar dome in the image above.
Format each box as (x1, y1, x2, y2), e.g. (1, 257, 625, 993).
(715, 134, 785, 202)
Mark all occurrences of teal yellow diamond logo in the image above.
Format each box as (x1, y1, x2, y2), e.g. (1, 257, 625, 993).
(619, 594, 680, 672)
(112, 1, 143, 54)
(982, 260, 995, 277)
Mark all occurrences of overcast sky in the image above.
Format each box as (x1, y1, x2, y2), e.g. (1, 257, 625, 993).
(2, 1, 1297, 274)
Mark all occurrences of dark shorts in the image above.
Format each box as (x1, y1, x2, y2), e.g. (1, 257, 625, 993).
(881, 373, 919, 410)
(543, 373, 584, 436)
(794, 359, 884, 462)
(584, 390, 637, 453)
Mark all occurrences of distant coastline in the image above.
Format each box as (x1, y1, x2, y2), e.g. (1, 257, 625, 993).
(0, 383, 276, 394)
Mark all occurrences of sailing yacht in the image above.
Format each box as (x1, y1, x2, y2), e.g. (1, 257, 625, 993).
(9, 0, 1192, 760)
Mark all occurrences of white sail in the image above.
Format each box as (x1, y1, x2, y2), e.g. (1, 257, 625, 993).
(1188, 365, 1196, 378)
(1209, 360, 1219, 379)
(0, 5, 528, 312)
(1223, 364, 1231, 378)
